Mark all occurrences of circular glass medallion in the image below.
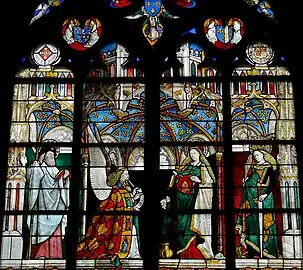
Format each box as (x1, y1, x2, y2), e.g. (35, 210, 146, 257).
(246, 42, 274, 65)
(31, 44, 61, 66)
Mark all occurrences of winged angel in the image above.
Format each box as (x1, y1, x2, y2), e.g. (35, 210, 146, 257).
(30, 0, 64, 25)
(77, 126, 144, 269)
(123, 0, 196, 45)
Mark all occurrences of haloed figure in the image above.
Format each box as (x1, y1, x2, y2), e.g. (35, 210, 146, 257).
(161, 147, 216, 259)
(27, 146, 70, 259)
(235, 150, 279, 258)
(77, 167, 144, 269)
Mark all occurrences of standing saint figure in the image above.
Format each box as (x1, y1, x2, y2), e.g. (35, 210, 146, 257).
(160, 146, 216, 259)
(77, 167, 144, 269)
(235, 150, 279, 258)
(27, 145, 70, 258)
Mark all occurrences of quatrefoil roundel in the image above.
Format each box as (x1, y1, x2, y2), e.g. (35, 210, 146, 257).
(62, 18, 102, 51)
(204, 18, 244, 49)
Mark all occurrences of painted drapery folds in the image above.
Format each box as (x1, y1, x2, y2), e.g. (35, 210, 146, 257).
(159, 41, 226, 268)
(156, 42, 302, 269)
(1, 33, 303, 270)
(232, 42, 302, 269)
(1, 44, 74, 269)
(4, 146, 71, 263)
(159, 55, 226, 267)
(76, 52, 145, 268)
(233, 144, 302, 268)
(159, 146, 225, 263)
(76, 148, 144, 269)
(235, 148, 279, 258)
(78, 120, 145, 267)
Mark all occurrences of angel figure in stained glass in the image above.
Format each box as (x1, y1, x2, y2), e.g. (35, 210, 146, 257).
(205, 20, 218, 44)
(63, 19, 76, 45)
(77, 134, 144, 269)
(125, 0, 179, 46)
(30, 0, 64, 25)
(8, 152, 27, 180)
(101, 84, 129, 118)
(230, 19, 243, 45)
(84, 19, 100, 48)
(176, 83, 195, 118)
(177, 83, 211, 118)
(244, 0, 275, 19)
(77, 167, 144, 269)
(235, 149, 279, 258)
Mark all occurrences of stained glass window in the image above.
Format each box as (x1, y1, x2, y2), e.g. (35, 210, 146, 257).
(157, 40, 302, 269)
(76, 43, 145, 269)
(231, 42, 302, 269)
(1, 44, 74, 269)
(159, 41, 226, 269)
(1, 1, 302, 270)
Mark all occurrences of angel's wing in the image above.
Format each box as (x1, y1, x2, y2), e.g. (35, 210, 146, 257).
(87, 125, 112, 200)
(125, 6, 145, 19)
(29, 3, 50, 25)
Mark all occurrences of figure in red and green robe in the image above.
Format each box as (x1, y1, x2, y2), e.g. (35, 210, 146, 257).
(160, 147, 216, 259)
(77, 167, 144, 269)
(235, 150, 279, 258)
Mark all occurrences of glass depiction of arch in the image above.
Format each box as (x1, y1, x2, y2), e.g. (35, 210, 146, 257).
(159, 42, 226, 269)
(76, 42, 145, 269)
(1, 44, 74, 269)
(231, 42, 302, 269)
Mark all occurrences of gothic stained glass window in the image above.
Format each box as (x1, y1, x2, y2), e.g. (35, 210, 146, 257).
(1, 1, 303, 270)
(159, 41, 226, 269)
(76, 43, 145, 269)
(231, 42, 302, 269)
(1, 44, 74, 269)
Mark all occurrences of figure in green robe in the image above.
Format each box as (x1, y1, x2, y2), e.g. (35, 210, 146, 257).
(235, 150, 279, 258)
(160, 147, 216, 259)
